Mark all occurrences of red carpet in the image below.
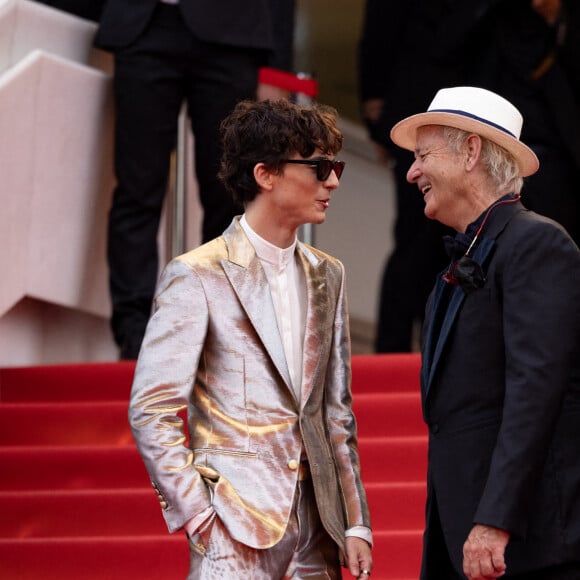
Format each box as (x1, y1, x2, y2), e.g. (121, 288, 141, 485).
(0, 354, 426, 579)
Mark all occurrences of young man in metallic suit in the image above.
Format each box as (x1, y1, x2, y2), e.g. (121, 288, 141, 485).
(129, 99, 373, 579)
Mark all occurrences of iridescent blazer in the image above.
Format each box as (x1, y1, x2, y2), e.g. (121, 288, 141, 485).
(129, 217, 371, 550)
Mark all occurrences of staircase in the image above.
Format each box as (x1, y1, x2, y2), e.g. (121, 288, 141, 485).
(0, 0, 120, 366)
(0, 354, 426, 579)
(352, 354, 426, 579)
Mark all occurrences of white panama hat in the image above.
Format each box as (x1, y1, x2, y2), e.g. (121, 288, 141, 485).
(390, 86, 539, 177)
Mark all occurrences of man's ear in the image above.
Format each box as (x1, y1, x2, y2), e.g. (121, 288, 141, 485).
(254, 163, 275, 191)
(465, 134, 482, 171)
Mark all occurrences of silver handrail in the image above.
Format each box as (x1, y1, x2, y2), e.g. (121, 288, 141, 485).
(166, 102, 188, 260)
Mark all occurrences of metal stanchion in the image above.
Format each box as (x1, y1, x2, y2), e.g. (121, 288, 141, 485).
(166, 101, 188, 261)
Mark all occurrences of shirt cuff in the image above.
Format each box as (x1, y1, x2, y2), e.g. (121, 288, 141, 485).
(184, 506, 214, 537)
(345, 525, 373, 547)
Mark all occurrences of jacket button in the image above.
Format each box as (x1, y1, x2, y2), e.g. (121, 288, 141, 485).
(431, 424, 440, 434)
(287, 459, 299, 471)
(160, 501, 168, 509)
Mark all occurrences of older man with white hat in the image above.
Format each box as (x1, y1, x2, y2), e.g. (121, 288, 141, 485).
(391, 86, 580, 580)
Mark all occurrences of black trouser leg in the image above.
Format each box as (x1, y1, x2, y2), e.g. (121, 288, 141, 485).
(108, 6, 189, 356)
(185, 41, 260, 243)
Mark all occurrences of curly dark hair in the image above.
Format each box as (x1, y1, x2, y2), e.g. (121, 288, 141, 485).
(218, 99, 343, 205)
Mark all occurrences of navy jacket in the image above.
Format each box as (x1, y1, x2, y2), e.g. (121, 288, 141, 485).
(421, 201, 580, 575)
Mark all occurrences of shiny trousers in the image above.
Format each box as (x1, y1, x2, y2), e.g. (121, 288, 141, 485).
(187, 477, 341, 579)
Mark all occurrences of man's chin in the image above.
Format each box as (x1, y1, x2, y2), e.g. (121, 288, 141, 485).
(424, 206, 436, 221)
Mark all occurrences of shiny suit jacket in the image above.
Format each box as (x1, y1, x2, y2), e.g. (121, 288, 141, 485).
(129, 218, 371, 550)
(419, 201, 580, 576)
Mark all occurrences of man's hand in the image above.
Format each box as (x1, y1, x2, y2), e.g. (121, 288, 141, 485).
(463, 524, 510, 579)
(343, 536, 373, 578)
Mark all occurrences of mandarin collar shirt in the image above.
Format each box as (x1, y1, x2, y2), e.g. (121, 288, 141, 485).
(240, 215, 307, 402)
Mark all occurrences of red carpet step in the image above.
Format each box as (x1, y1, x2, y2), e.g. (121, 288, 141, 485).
(0, 361, 135, 402)
(0, 534, 423, 580)
(0, 354, 426, 579)
(1, 536, 189, 580)
(0, 445, 145, 491)
(0, 401, 133, 446)
(0, 394, 423, 445)
(354, 392, 425, 437)
(0, 484, 426, 540)
(0, 439, 427, 490)
(358, 437, 427, 482)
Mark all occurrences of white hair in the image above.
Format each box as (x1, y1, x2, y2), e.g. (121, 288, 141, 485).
(443, 126, 524, 194)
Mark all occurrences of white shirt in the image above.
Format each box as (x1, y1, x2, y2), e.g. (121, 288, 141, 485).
(240, 215, 306, 401)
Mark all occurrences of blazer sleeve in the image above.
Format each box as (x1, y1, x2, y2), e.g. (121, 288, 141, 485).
(473, 218, 580, 537)
(129, 259, 213, 533)
(323, 261, 372, 530)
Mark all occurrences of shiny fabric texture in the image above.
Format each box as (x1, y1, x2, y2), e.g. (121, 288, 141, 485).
(187, 478, 341, 579)
(129, 217, 371, 550)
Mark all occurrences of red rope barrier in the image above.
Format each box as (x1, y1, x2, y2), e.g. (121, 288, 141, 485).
(258, 67, 318, 98)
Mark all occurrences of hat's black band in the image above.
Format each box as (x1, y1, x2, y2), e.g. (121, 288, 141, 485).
(429, 109, 518, 139)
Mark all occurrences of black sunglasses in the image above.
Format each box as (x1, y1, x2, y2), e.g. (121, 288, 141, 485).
(283, 159, 345, 181)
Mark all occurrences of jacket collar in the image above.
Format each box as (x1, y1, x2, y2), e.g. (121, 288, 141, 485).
(221, 218, 329, 407)
(421, 200, 524, 396)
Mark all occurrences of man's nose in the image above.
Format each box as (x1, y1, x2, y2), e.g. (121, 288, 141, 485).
(406, 161, 420, 183)
(325, 171, 340, 189)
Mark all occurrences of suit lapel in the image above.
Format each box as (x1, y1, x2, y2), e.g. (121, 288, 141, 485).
(422, 200, 523, 397)
(297, 244, 330, 408)
(421, 275, 448, 395)
(221, 220, 293, 390)
(424, 237, 496, 397)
